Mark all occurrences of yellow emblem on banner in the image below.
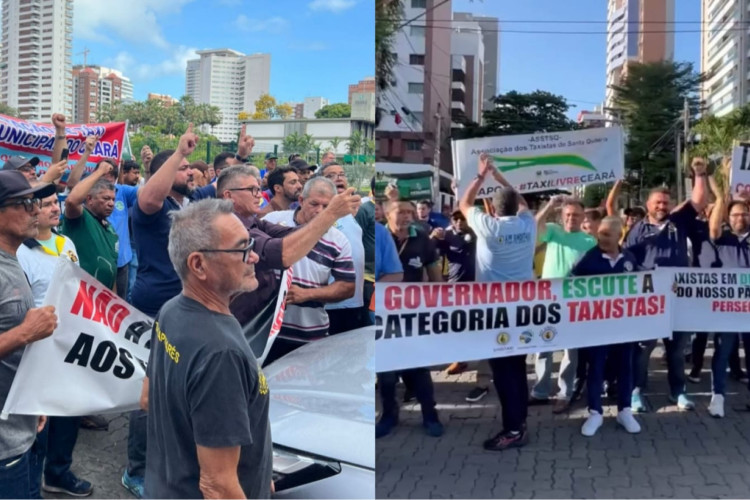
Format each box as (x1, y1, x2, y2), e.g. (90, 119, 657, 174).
(496, 332, 510, 345)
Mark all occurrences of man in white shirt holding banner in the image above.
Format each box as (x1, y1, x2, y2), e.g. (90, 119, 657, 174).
(459, 153, 536, 451)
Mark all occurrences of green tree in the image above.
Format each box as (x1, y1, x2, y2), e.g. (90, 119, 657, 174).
(276, 103, 294, 119)
(315, 103, 351, 119)
(0, 103, 18, 117)
(609, 61, 702, 189)
(253, 94, 277, 120)
(282, 132, 306, 156)
(329, 136, 342, 153)
(472, 90, 577, 138)
(347, 130, 365, 164)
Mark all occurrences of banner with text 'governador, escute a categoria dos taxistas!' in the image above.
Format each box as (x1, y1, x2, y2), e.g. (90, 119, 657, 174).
(452, 127, 625, 198)
(375, 269, 671, 372)
(0, 114, 126, 178)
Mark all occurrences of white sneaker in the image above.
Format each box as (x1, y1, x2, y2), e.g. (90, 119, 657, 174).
(581, 410, 603, 437)
(616, 407, 642, 434)
(708, 394, 725, 418)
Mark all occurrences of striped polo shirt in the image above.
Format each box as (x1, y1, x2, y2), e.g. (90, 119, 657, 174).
(262, 209, 356, 342)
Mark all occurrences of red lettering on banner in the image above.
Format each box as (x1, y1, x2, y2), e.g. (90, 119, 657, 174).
(471, 283, 488, 304)
(423, 286, 439, 308)
(70, 281, 97, 319)
(384, 286, 399, 310)
(711, 300, 750, 312)
(455, 284, 470, 307)
(404, 286, 419, 309)
(440, 285, 454, 307)
(538, 280, 552, 301)
(107, 304, 129, 333)
(567, 297, 663, 322)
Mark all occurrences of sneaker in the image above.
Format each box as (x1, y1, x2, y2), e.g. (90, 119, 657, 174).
(687, 371, 701, 384)
(121, 470, 144, 499)
(80, 415, 109, 431)
(669, 393, 696, 411)
(402, 389, 415, 403)
(43, 472, 93, 497)
(581, 410, 603, 437)
(708, 394, 725, 418)
(465, 386, 489, 402)
(631, 389, 648, 413)
(423, 418, 444, 437)
(616, 408, 642, 433)
(376, 414, 399, 439)
(483, 429, 529, 451)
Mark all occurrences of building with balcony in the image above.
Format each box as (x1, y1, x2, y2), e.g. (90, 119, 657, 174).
(377, 0, 453, 199)
(185, 49, 270, 141)
(73, 65, 133, 123)
(450, 19, 485, 129)
(1, 0, 73, 120)
(605, 0, 674, 118)
(453, 12, 499, 112)
(700, 0, 750, 117)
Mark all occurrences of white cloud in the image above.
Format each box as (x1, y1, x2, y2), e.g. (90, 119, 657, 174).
(308, 0, 357, 13)
(109, 46, 198, 81)
(74, 0, 194, 49)
(233, 15, 288, 33)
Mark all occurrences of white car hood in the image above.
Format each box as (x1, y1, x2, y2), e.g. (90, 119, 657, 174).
(265, 328, 375, 469)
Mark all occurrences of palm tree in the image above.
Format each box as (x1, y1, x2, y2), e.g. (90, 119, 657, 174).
(347, 131, 364, 164)
(329, 136, 342, 155)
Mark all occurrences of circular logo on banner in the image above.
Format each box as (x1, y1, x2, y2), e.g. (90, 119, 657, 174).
(540, 327, 557, 342)
(624, 261, 633, 272)
(497, 235, 504, 244)
(496, 332, 510, 345)
(519, 330, 533, 344)
(115, 200, 125, 211)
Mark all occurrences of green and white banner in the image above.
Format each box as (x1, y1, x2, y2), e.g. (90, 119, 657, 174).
(452, 127, 625, 197)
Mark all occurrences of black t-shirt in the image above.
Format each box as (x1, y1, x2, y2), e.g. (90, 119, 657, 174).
(436, 227, 476, 282)
(390, 225, 439, 282)
(145, 295, 272, 499)
(712, 226, 750, 268)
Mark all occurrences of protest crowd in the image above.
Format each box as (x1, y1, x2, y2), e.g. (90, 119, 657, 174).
(0, 114, 375, 499)
(374, 151, 750, 450)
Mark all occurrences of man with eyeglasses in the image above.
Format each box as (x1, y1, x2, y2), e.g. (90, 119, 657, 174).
(319, 162, 368, 333)
(0, 170, 59, 499)
(143, 198, 273, 499)
(262, 177, 356, 363)
(16, 188, 93, 497)
(216, 165, 361, 326)
(124, 125, 212, 498)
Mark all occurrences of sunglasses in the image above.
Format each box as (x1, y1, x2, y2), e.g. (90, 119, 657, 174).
(0, 197, 41, 212)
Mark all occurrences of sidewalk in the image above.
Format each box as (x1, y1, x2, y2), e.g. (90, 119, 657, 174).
(376, 347, 750, 499)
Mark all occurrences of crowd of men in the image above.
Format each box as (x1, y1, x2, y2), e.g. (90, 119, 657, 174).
(375, 153, 750, 447)
(0, 116, 375, 499)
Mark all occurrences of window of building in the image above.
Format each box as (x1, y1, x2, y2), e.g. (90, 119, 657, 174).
(410, 25, 425, 37)
(408, 82, 424, 94)
(409, 54, 425, 65)
(405, 140, 422, 151)
(411, 0, 426, 8)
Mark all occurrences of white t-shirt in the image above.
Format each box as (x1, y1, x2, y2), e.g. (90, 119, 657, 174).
(326, 214, 364, 310)
(466, 207, 536, 282)
(17, 233, 80, 307)
(262, 209, 356, 341)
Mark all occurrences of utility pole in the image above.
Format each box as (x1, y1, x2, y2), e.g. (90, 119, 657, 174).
(433, 102, 442, 204)
(680, 97, 690, 201)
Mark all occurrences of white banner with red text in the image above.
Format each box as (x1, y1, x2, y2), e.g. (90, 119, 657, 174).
(2, 260, 290, 417)
(375, 269, 672, 372)
(452, 127, 625, 197)
(672, 268, 750, 332)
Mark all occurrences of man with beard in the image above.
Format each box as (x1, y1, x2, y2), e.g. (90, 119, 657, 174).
(320, 162, 367, 333)
(217, 165, 360, 327)
(624, 158, 708, 413)
(61, 161, 118, 290)
(121, 161, 141, 187)
(266, 166, 302, 212)
(124, 125, 208, 498)
(290, 159, 316, 186)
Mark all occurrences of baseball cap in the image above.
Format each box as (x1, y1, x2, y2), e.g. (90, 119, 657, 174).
(265, 152, 278, 161)
(3, 155, 40, 171)
(0, 170, 56, 204)
(290, 159, 317, 172)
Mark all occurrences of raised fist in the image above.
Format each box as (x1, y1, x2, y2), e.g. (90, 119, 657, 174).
(51, 113, 66, 131)
(691, 157, 707, 176)
(84, 135, 97, 154)
(21, 306, 57, 344)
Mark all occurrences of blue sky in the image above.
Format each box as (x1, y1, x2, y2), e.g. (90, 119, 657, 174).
(72, 0, 374, 104)
(451, 0, 701, 118)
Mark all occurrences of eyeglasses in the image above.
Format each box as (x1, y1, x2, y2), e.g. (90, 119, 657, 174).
(228, 186, 261, 196)
(198, 238, 256, 262)
(0, 198, 41, 212)
(324, 172, 347, 180)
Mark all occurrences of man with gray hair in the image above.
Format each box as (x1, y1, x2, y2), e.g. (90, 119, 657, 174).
(217, 165, 361, 326)
(262, 177, 356, 363)
(144, 198, 272, 499)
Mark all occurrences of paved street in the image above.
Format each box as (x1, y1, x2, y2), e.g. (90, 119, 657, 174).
(376, 346, 750, 499)
(43, 414, 131, 499)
